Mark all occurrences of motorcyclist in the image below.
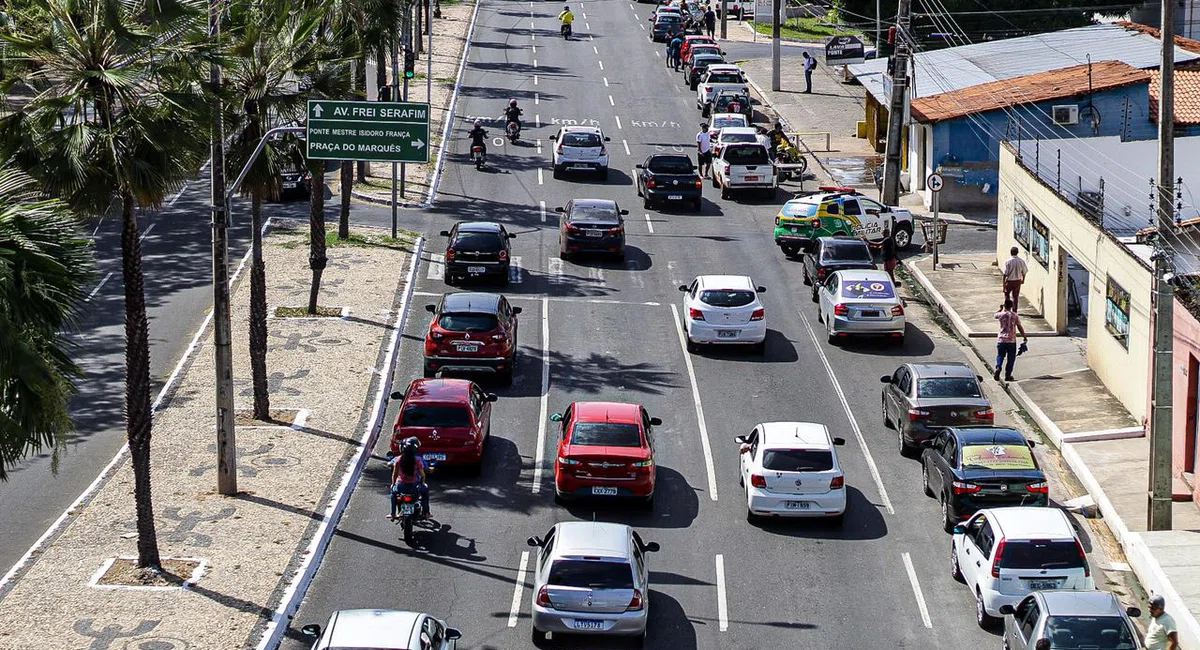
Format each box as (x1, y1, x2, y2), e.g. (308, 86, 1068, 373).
(389, 437, 430, 520)
(768, 121, 792, 150)
(467, 118, 488, 159)
(502, 99, 523, 132)
(558, 5, 574, 31)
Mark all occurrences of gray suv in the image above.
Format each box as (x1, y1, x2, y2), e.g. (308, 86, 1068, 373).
(527, 522, 660, 646)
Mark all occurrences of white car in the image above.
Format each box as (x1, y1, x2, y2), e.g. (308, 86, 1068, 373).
(301, 610, 462, 650)
(679, 274, 767, 353)
(952, 507, 1095, 628)
(695, 65, 748, 113)
(712, 126, 765, 157)
(707, 112, 749, 141)
(711, 142, 775, 199)
(736, 422, 848, 524)
(817, 269, 905, 344)
(551, 126, 611, 180)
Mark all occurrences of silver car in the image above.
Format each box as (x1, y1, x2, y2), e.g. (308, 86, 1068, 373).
(300, 609, 462, 650)
(527, 522, 660, 646)
(1000, 590, 1143, 650)
(817, 269, 905, 344)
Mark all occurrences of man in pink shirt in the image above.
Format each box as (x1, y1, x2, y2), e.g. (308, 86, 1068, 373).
(994, 299, 1028, 381)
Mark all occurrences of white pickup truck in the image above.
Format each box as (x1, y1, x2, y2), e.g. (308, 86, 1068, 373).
(696, 65, 749, 116)
(711, 141, 776, 199)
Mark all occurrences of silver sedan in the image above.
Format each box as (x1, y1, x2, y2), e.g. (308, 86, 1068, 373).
(816, 269, 905, 344)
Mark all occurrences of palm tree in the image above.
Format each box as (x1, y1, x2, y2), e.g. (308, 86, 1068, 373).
(0, 0, 211, 569)
(0, 165, 94, 481)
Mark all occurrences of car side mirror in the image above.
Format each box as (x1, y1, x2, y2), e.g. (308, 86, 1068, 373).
(1035, 640, 1051, 650)
(604, 136, 611, 142)
(620, 209, 629, 215)
(439, 230, 451, 237)
(549, 134, 557, 140)
(1126, 607, 1142, 617)
(636, 164, 644, 169)
(513, 306, 523, 315)
(649, 417, 663, 426)
(734, 435, 747, 444)
(1027, 440, 1037, 448)
(832, 437, 846, 446)
(549, 413, 563, 422)
(527, 536, 543, 547)
(555, 206, 565, 213)
(643, 541, 661, 553)
(390, 390, 405, 400)
(301, 624, 322, 638)
(756, 285, 766, 293)
(425, 304, 437, 313)
(485, 393, 499, 402)
(507, 233, 516, 239)
(998, 604, 1015, 616)
(445, 628, 463, 641)
(952, 524, 966, 535)
(678, 284, 689, 292)
(976, 375, 984, 382)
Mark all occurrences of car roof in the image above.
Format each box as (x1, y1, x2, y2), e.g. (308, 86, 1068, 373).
(982, 506, 1074, 538)
(573, 401, 642, 424)
(553, 521, 633, 557)
(831, 269, 892, 284)
(948, 426, 1027, 446)
(441, 292, 501, 314)
(1036, 591, 1125, 617)
(711, 112, 747, 122)
(647, 153, 691, 162)
(570, 198, 618, 210)
(909, 362, 976, 379)
(560, 125, 603, 135)
(718, 127, 758, 136)
(693, 52, 724, 61)
(707, 64, 742, 72)
(695, 274, 754, 290)
(324, 609, 421, 649)
(404, 378, 474, 403)
(456, 221, 502, 234)
(797, 192, 865, 205)
(757, 422, 833, 449)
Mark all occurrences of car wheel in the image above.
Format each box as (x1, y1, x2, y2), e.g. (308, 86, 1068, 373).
(881, 397, 892, 429)
(630, 632, 646, 649)
(702, 104, 711, 117)
(941, 494, 956, 533)
(892, 334, 905, 347)
(720, 185, 730, 200)
(692, 197, 702, 212)
(950, 544, 964, 583)
(532, 628, 547, 645)
(898, 430, 916, 458)
(922, 463, 934, 497)
(615, 250, 626, 263)
(423, 367, 437, 378)
(552, 165, 562, 180)
(801, 263, 811, 283)
(500, 365, 514, 387)
(976, 590, 998, 628)
(810, 283, 818, 303)
(686, 337, 698, 353)
(894, 225, 913, 250)
(829, 511, 845, 528)
(826, 323, 837, 344)
(641, 493, 655, 510)
(599, 166, 609, 180)
(643, 195, 653, 210)
(636, 181, 644, 197)
(816, 307, 823, 324)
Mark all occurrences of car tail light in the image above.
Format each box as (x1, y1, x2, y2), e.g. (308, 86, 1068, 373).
(647, 178, 657, 189)
(750, 474, 766, 488)
(1026, 481, 1049, 494)
(705, 86, 712, 93)
(974, 408, 995, 420)
(498, 250, 508, 261)
(556, 144, 563, 154)
(952, 480, 981, 495)
(430, 331, 443, 341)
(566, 223, 582, 233)
(750, 308, 765, 321)
(833, 304, 849, 316)
(830, 474, 844, 489)
(599, 145, 607, 155)
(536, 586, 553, 607)
(688, 308, 706, 321)
(631, 459, 654, 468)
(558, 457, 581, 465)
(907, 408, 930, 420)
(445, 248, 456, 260)
(695, 179, 703, 189)
(626, 589, 644, 612)
(491, 333, 507, 341)
(891, 305, 904, 316)
(608, 226, 624, 236)
(1075, 539, 1090, 577)
(816, 267, 827, 281)
(991, 539, 1006, 578)
(424, 337, 438, 355)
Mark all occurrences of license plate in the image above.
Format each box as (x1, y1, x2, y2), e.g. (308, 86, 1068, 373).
(716, 330, 738, 338)
(591, 486, 618, 496)
(586, 230, 603, 238)
(399, 503, 415, 515)
(745, 176, 759, 181)
(454, 343, 479, 352)
(467, 266, 486, 274)
(862, 310, 881, 317)
(573, 620, 605, 631)
(423, 453, 447, 461)
(783, 501, 811, 509)
(1028, 580, 1058, 590)
(668, 194, 683, 200)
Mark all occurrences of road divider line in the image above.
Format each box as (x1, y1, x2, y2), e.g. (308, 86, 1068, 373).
(653, 49, 659, 56)
(594, 45, 599, 54)
(603, 77, 610, 87)
(138, 222, 156, 242)
(796, 308, 895, 514)
(640, 22, 646, 30)
(537, 139, 543, 155)
(537, 168, 544, 185)
(86, 271, 114, 301)
(530, 20, 534, 29)
(532, 297, 551, 493)
(413, 290, 661, 307)
(536, 114, 541, 127)
(644, 213, 654, 234)
(902, 552, 934, 628)
(533, 58, 538, 68)
(623, 139, 631, 155)
(715, 554, 729, 632)
(534, 92, 540, 105)
(534, 74, 539, 85)
(508, 551, 531, 627)
(540, 200, 547, 222)
(669, 304, 719, 501)
(608, 94, 615, 106)
(586, 22, 591, 30)
(532, 44, 536, 54)
(597, 60, 604, 70)
(615, 115, 623, 129)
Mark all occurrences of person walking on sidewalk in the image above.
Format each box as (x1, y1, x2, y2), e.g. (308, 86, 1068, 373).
(994, 299, 1028, 382)
(1145, 595, 1179, 650)
(704, 6, 716, 37)
(802, 51, 816, 93)
(1002, 246, 1028, 309)
(697, 122, 713, 176)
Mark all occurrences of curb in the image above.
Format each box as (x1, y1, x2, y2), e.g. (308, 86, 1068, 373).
(255, 236, 425, 650)
(427, 0, 484, 206)
(912, 213, 997, 229)
(350, 188, 428, 210)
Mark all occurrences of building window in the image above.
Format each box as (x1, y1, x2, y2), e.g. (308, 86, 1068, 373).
(1014, 199, 1030, 249)
(1030, 216, 1050, 268)
(1105, 277, 1130, 349)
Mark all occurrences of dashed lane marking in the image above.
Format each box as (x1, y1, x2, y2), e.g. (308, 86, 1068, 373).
(615, 115, 622, 129)
(426, 253, 445, 281)
(532, 297, 550, 493)
(644, 213, 655, 234)
(412, 291, 661, 307)
(508, 551, 530, 627)
(603, 77, 610, 87)
(597, 60, 604, 70)
(716, 554, 729, 632)
(902, 552, 934, 628)
(86, 271, 114, 301)
(537, 168, 544, 185)
(623, 139, 631, 155)
(540, 200, 547, 223)
(670, 304, 719, 501)
(608, 94, 615, 106)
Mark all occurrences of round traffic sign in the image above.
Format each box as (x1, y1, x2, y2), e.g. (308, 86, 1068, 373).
(927, 172, 944, 192)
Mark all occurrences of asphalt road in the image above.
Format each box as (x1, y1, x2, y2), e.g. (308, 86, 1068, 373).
(267, 3, 1108, 648)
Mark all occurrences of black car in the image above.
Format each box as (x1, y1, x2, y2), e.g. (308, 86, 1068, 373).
(271, 168, 312, 202)
(881, 363, 994, 456)
(685, 53, 724, 91)
(440, 221, 516, 285)
(635, 154, 702, 211)
(920, 426, 1048, 532)
(651, 15, 682, 41)
(803, 236, 876, 301)
(556, 199, 628, 261)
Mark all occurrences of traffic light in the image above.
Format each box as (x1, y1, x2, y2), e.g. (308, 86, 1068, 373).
(404, 50, 416, 79)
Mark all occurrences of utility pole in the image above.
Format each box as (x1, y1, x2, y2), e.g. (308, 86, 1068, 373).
(209, 0, 237, 496)
(771, 0, 781, 91)
(427, 0, 433, 109)
(880, 0, 911, 206)
(875, 0, 880, 52)
(1148, 0, 1176, 531)
(400, 9, 410, 201)
(720, 0, 727, 39)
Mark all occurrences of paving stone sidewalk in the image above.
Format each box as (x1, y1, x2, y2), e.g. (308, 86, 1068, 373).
(0, 223, 414, 650)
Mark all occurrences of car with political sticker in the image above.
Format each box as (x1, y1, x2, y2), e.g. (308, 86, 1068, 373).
(772, 189, 914, 257)
(816, 269, 905, 343)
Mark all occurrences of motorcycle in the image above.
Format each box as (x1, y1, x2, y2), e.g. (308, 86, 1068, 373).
(386, 452, 436, 545)
(561, 23, 571, 39)
(774, 141, 808, 182)
(471, 145, 486, 170)
(506, 120, 521, 142)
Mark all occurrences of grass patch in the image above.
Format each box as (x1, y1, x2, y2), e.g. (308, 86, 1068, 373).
(749, 16, 860, 41)
(274, 305, 344, 318)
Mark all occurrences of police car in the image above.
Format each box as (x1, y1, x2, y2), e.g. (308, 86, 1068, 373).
(772, 187, 914, 257)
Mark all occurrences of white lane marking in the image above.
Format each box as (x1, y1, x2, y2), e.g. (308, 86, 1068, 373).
(627, 260, 645, 288)
(532, 297, 551, 493)
(623, 139, 631, 155)
(670, 304, 718, 501)
(667, 260, 681, 288)
(533, 59, 538, 68)
(587, 266, 605, 282)
(510, 256, 524, 284)
(644, 213, 655, 234)
(165, 182, 189, 208)
(534, 92, 540, 105)
(586, 22, 591, 30)
(531, 32, 535, 40)
(534, 74, 539, 86)
(91, 218, 105, 238)
(413, 290, 661, 307)
(640, 22, 646, 30)
(902, 552, 934, 629)
(654, 50, 660, 57)
(594, 45, 599, 54)
(540, 200, 547, 223)
(615, 115, 622, 129)
(715, 554, 729, 632)
(532, 45, 536, 54)
(537, 168, 544, 185)
(139, 222, 156, 242)
(603, 77, 610, 87)
(508, 551, 530, 627)
(608, 94, 615, 106)
(86, 271, 114, 301)
(530, 20, 535, 29)
(536, 114, 541, 128)
(427, 253, 445, 280)
(581, 10, 587, 17)
(589, 34, 594, 41)
(796, 308, 895, 514)
(597, 60, 604, 70)
(537, 139, 543, 154)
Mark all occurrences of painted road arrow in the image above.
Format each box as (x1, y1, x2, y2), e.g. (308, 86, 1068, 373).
(305, 99, 431, 163)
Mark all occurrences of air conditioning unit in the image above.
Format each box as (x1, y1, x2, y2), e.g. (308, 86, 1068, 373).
(1052, 105, 1080, 126)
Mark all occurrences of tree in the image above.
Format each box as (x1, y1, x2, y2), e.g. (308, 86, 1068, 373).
(0, 166, 94, 480)
(0, 0, 211, 569)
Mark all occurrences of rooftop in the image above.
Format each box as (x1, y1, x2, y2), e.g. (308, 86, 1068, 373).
(1149, 69, 1200, 125)
(1114, 21, 1200, 55)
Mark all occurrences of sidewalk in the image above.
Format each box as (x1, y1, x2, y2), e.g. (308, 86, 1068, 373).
(904, 250, 1200, 650)
(0, 223, 417, 650)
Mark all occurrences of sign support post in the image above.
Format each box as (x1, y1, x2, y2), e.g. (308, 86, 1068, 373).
(927, 171, 944, 268)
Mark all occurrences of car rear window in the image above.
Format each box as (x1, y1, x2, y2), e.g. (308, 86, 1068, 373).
(707, 72, 742, 83)
(647, 156, 693, 174)
(561, 132, 601, 147)
(570, 422, 643, 447)
(569, 204, 619, 223)
(452, 232, 502, 252)
(400, 405, 471, 428)
(720, 132, 757, 144)
(438, 313, 498, 332)
(1043, 616, 1135, 649)
(656, 15, 681, 23)
(723, 145, 768, 165)
(762, 449, 834, 472)
(917, 377, 982, 398)
(780, 201, 819, 217)
(821, 240, 873, 263)
(712, 115, 746, 129)
(998, 540, 1085, 570)
(960, 443, 1037, 470)
(548, 560, 634, 589)
(839, 279, 895, 300)
(699, 289, 755, 307)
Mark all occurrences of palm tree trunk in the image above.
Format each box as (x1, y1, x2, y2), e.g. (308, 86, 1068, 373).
(339, 161, 352, 239)
(120, 191, 160, 570)
(308, 160, 327, 315)
(375, 41, 388, 98)
(357, 51, 369, 182)
(249, 188, 270, 420)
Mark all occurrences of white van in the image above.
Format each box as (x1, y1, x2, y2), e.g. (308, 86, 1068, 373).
(711, 142, 776, 199)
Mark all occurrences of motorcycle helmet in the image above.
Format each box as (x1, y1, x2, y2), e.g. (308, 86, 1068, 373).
(563, 5, 569, 10)
(509, 98, 518, 106)
(403, 436, 421, 450)
(474, 119, 482, 127)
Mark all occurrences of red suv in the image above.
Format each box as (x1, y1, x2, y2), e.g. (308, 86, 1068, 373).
(551, 401, 662, 506)
(423, 292, 521, 385)
(390, 378, 497, 472)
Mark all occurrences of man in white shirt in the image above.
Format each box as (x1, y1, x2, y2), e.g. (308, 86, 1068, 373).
(696, 122, 713, 176)
(1002, 246, 1028, 309)
(1145, 595, 1179, 650)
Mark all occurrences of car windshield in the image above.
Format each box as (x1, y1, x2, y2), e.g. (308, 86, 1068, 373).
(570, 422, 643, 447)
(917, 377, 982, 398)
(692, 46, 720, 56)
(821, 241, 873, 262)
(840, 279, 895, 300)
(401, 405, 471, 428)
(762, 449, 834, 472)
(569, 204, 619, 223)
(1042, 616, 1135, 649)
(712, 115, 746, 129)
(716, 95, 748, 107)
(998, 540, 1085, 570)
(723, 145, 768, 165)
(647, 156, 693, 173)
(699, 289, 755, 307)
(437, 313, 498, 332)
(656, 15, 681, 23)
(781, 201, 819, 217)
(548, 560, 634, 589)
(720, 132, 757, 143)
(959, 443, 1037, 470)
(708, 72, 742, 83)
(561, 132, 601, 147)
(452, 232, 502, 252)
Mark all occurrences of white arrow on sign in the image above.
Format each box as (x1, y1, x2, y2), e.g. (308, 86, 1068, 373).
(412, 139, 426, 150)
(927, 172, 944, 192)
(312, 103, 324, 118)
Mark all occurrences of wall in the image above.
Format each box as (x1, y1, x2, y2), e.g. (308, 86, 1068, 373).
(997, 146, 1154, 422)
(1169, 298, 1200, 506)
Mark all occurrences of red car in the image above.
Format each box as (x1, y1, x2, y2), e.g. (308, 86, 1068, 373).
(551, 401, 662, 506)
(390, 378, 497, 472)
(423, 292, 521, 385)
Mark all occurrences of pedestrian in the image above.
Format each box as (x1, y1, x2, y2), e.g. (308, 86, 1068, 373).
(802, 51, 816, 93)
(704, 5, 716, 37)
(993, 299, 1028, 382)
(669, 34, 684, 70)
(1002, 246, 1028, 309)
(1145, 595, 1180, 650)
(878, 226, 901, 286)
(696, 122, 713, 176)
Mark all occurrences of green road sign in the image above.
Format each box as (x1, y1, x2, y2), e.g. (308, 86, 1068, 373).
(305, 100, 430, 163)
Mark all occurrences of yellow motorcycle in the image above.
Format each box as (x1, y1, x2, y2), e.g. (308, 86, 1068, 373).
(774, 140, 807, 183)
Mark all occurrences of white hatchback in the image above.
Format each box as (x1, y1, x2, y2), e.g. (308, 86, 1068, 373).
(551, 126, 611, 180)
(679, 274, 767, 353)
(736, 422, 848, 524)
